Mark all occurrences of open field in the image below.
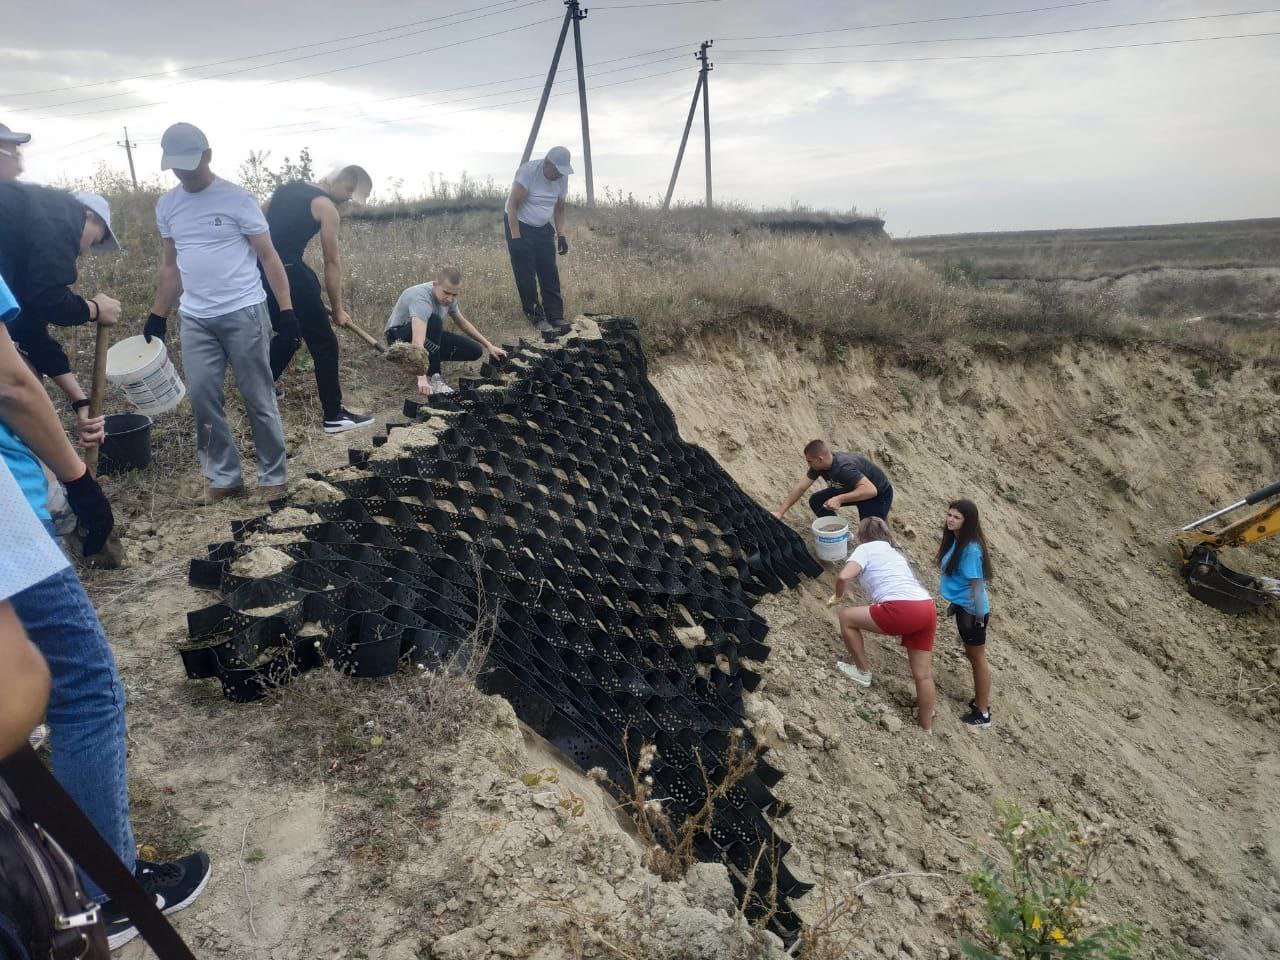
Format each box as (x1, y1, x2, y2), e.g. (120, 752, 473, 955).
(895, 217, 1280, 279)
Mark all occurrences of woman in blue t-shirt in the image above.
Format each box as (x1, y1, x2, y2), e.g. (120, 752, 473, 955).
(936, 499, 993, 727)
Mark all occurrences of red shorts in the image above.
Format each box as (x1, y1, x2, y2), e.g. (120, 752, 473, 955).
(869, 600, 937, 652)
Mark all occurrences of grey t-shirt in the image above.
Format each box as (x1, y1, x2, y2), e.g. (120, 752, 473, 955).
(384, 281, 461, 334)
(512, 159, 567, 228)
(807, 452, 891, 495)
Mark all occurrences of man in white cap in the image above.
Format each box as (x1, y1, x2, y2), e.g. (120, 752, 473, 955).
(144, 122, 293, 503)
(0, 122, 31, 182)
(504, 146, 572, 334)
(0, 182, 121, 446)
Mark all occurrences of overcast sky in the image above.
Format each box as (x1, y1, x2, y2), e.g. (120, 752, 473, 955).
(3, 0, 1279, 234)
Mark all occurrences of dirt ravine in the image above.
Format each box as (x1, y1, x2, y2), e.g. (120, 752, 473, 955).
(98, 330, 1278, 959)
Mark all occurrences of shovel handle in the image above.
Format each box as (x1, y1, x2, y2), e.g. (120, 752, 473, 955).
(83, 322, 111, 472)
(345, 322, 387, 354)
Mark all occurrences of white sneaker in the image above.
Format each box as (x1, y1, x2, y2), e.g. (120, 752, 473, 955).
(28, 724, 48, 750)
(836, 661, 872, 687)
(429, 374, 455, 395)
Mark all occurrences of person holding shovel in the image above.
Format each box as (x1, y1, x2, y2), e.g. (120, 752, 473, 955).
(0, 274, 211, 946)
(262, 165, 375, 434)
(143, 122, 293, 503)
(0, 182, 121, 447)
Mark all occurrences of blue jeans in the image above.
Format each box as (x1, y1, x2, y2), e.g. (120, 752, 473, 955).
(10, 522, 136, 900)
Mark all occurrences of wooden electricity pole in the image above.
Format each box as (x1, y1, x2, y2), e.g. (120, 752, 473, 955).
(521, 6, 574, 165)
(118, 126, 138, 188)
(662, 41, 713, 210)
(569, 1, 594, 205)
(699, 40, 712, 208)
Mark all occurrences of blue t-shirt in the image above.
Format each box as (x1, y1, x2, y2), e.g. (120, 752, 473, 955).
(0, 274, 52, 519)
(939, 541, 989, 615)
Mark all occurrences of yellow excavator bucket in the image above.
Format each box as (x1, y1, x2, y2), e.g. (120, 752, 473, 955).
(1177, 478, 1280, 614)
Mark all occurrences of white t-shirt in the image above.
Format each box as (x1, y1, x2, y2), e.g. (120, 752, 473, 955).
(156, 176, 270, 319)
(512, 159, 568, 228)
(847, 541, 931, 605)
(0, 456, 68, 601)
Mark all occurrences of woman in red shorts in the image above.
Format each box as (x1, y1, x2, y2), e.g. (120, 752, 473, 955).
(830, 517, 937, 731)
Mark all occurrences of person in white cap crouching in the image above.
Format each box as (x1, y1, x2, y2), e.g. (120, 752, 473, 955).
(504, 146, 573, 334)
(144, 121, 294, 503)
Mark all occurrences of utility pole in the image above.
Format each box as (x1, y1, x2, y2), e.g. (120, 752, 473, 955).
(569, 1, 594, 206)
(662, 42, 713, 211)
(521, 6, 574, 164)
(699, 40, 713, 208)
(118, 126, 138, 188)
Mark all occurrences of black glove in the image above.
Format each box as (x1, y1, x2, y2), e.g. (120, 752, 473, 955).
(64, 467, 114, 557)
(276, 308, 301, 343)
(557, 234, 569, 256)
(143, 313, 167, 344)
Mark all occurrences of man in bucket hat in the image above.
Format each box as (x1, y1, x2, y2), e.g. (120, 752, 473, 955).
(504, 146, 573, 334)
(144, 122, 293, 503)
(0, 181, 121, 446)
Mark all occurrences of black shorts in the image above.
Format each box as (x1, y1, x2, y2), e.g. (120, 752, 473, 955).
(947, 604, 990, 646)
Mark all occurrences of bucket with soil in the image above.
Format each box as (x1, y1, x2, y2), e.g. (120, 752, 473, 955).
(810, 516, 850, 562)
(98, 413, 153, 475)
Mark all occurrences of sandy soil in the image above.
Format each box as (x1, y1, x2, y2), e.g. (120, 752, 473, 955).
(89, 328, 1279, 959)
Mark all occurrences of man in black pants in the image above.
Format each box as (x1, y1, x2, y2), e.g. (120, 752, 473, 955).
(772, 439, 894, 521)
(383, 267, 507, 397)
(504, 146, 572, 334)
(262, 165, 374, 434)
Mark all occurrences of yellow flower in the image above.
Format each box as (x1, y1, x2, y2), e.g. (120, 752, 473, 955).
(1049, 928, 1070, 945)
(1030, 915, 1042, 931)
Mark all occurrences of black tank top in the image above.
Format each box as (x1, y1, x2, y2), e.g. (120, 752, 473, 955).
(266, 181, 330, 264)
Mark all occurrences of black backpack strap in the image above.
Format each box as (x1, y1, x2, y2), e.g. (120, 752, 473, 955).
(0, 746, 197, 960)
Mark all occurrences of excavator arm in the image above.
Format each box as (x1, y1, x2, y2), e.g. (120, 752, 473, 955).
(1177, 478, 1280, 614)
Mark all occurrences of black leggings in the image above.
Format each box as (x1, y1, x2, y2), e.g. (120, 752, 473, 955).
(386, 314, 483, 375)
(265, 262, 343, 420)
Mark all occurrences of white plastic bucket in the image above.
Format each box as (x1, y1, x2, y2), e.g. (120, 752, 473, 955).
(105, 335, 186, 416)
(811, 516, 850, 562)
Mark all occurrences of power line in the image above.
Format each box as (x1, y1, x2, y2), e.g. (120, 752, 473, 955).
(591, 0, 723, 7)
(239, 51, 692, 137)
(242, 64, 692, 143)
(29, 14, 562, 122)
(0, 0, 534, 100)
(24, 2, 549, 115)
(719, 0, 1118, 43)
(715, 29, 1280, 65)
(719, 9, 1280, 53)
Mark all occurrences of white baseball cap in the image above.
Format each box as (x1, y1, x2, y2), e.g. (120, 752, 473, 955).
(160, 122, 210, 171)
(73, 191, 120, 253)
(545, 146, 573, 176)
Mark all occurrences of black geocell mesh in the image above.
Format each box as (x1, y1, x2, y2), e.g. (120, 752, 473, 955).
(181, 316, 823, 935)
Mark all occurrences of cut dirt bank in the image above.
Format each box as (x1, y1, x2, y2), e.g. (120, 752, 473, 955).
(97, 329, 1279, 960)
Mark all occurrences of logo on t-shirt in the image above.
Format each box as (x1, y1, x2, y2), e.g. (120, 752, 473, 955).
(213, 216, 223, 226)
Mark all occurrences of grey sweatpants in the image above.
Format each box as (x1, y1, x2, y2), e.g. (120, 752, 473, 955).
(179, 301, 287, 489)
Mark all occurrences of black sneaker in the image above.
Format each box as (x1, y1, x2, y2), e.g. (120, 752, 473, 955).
(104, 851, 212, 949)
(532, 318, 555, 334)
(274, 384, 285, 399)
(323, 408, 375, 434)
(961, 701, 992, 727)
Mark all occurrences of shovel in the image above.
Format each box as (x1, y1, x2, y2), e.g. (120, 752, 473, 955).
(79, 322, 125, 568)
(328, 309, 428, 375)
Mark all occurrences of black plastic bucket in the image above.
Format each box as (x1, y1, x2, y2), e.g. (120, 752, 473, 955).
(98, 413, 153, 475)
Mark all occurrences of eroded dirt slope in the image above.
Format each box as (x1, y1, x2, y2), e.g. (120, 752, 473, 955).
(652, 331, 1280, 958)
